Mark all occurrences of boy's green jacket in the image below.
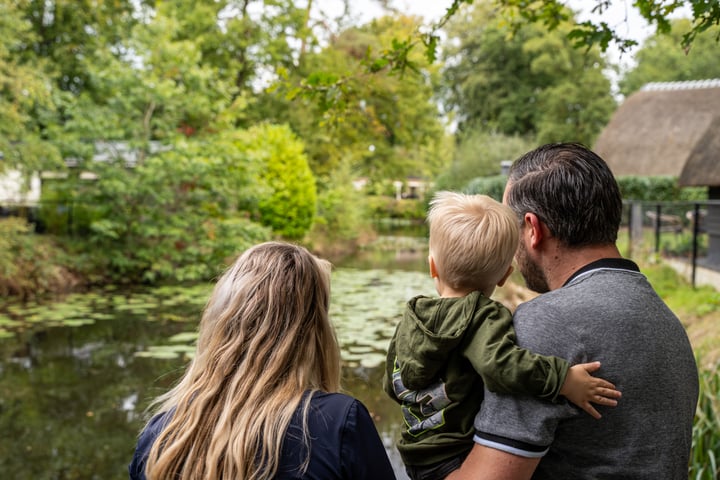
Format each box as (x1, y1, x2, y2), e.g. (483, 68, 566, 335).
(383, 291, 569, 467)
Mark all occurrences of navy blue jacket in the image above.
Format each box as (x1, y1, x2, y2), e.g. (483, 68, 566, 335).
(129, 391, 396, 479)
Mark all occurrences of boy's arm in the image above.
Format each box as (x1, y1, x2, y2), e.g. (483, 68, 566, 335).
(465, 303, 620, 413)
(464, 304, 568, 400)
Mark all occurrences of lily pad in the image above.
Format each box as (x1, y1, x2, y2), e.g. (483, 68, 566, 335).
(134, 349, 181, 360)
(61, 319, 96, 327)
(168, 332, 198, 343)
(0, 315, 21, 327)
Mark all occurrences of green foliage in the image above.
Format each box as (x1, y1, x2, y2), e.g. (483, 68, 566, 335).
(38, 177, 103, 235)
(22, 0, 143, 94)
(441, 1, 614, 145)
(661, 232, 708, 259)
(37, 181, 75, 235)
(69, 136, 272, 284)
(307, 161, 373, 250)
(691, 360, 720, 480)
(0, 0, 62, 174)
(0, 218, 75, 297)
(463, 175, 508, 202)
(433, 131, 533, 192)
(232, 124, 317, 239)
(640, 262, 719, 317)
(617, 176, 708, 201)
(270, 15, 449, 184)
(365, 196, 428, 221)
(534, 71, 615, 146)
(467, 1, 718, 55)
(619, 18, 720, 96)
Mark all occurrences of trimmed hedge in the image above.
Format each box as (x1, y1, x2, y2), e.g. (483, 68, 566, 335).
(617, 176, 707, 202)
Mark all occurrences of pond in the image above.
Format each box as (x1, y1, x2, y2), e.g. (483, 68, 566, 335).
(0, 234, 433, 479)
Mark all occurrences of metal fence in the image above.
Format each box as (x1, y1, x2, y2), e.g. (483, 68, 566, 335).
(624, 200, 720, 288)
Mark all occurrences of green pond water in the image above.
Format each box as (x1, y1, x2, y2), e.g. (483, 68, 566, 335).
(0, 235, 431, 479)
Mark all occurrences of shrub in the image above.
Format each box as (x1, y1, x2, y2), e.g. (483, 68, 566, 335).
(366, 195, 427, 221)
(462, 175, 508, 201)
(233, 124, 317, 239)
(38, 177, 104, 235)
(0, 218, 78, 297)
(617, 176, 707, 202)
(306, 161, 374, 255)
(69, 136, 272, 284)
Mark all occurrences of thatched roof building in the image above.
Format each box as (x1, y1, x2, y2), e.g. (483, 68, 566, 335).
(594, 79, 720, 269)
(594, 79, 720, 186)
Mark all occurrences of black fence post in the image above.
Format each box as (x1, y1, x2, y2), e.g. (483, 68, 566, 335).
(654, 204, 661, 253)
(692, 203, 700, 289)
(627, 202, 633, 257)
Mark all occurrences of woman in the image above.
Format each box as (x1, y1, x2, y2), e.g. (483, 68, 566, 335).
(129, 241, 396, 480)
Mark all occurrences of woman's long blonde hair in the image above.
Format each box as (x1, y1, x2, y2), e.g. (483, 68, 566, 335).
(144, 241, 341, 480)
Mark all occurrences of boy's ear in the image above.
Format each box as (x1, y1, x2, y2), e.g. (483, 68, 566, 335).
(428, 255, 438, 278)
(497, 265, 514, 287)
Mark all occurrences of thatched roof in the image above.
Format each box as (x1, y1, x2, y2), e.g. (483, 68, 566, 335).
(594, 79, 720, 187)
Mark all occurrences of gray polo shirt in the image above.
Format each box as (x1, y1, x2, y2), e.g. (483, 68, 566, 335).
(474, 258, 699, 479)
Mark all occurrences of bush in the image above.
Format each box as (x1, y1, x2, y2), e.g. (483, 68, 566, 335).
(366, 195, 427, 221)
(617, 176, 707, 202)
(38, 177, 103, 235)
(0, 218, 78, 297)
(306, 161, 374, 256)
(233, 124, 317, 239)
(69, 135, 273, 284)
(462, 175, 508, 201)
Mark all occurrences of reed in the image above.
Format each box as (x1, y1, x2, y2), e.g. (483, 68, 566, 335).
(690, 361, 720, 479)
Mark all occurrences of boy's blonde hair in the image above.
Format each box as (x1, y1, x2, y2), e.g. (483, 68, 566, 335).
(427, 191, 519, 292)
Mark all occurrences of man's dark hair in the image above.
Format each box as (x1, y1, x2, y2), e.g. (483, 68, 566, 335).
(506, 142, 622, 247)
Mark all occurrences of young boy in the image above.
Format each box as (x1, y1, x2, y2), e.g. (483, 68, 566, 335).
(383, 191, 620, 480)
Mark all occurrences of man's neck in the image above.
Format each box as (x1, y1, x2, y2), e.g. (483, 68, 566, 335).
(545, 243, 623, 291)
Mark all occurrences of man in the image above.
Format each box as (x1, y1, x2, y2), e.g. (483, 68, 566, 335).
(448, 143, 699, 480)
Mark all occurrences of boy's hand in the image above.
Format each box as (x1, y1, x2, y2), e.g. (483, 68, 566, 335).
(560, 361, 621, 419)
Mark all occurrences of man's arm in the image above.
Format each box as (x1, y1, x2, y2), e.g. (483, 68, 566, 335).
(446, 443, 540, 480)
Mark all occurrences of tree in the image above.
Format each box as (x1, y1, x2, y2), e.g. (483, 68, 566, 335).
(619, 18, 720, 96)
(0, 0, 62, 175)
(442, 1, 615, 146)
(272, 14, 450, 185)
(16, 0, 315, 166)
(490, 0, 720, 53)
(424, 1, 720, 62)
(23, 0, 144, 94)
(153, 0, 310, 97)
(433, 131, 535, 192)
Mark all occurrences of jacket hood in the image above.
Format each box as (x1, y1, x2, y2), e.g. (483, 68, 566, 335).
(395, 291, 484, 386)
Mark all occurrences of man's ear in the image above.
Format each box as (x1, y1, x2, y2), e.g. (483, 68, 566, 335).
(428, 255, 438, 278)
(497, 265, 514, 287)
(524, 212, 545, 249)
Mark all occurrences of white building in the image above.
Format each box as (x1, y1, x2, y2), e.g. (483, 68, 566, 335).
(0, 170, 41, 207)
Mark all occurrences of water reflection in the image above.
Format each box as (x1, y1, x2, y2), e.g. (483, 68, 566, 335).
(0, 236, 433, 479)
